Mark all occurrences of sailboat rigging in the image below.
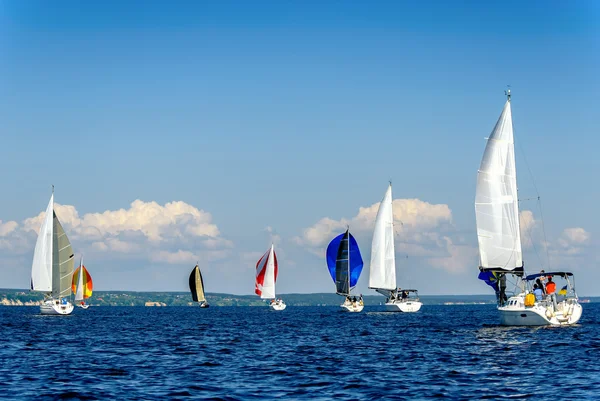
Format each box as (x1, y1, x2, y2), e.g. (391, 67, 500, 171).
(255, 245, 286, 310)
(30, 188, 75, 315)
(369, 183, 422, 312)
(326, 229, 364, 312)
(475, 90, 582, 325)
(189, 264, 209, 308)
(72, 256, 93, 309)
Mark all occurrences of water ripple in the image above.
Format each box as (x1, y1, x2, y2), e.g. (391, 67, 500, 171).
(1, 304, 600, 399)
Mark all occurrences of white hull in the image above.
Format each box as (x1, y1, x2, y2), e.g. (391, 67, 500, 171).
(340, 301, 364, 313)
(499, 295, 582, 326)
(76, 304, 90, 309)
(269, 301, 286, 311)
(40, 299, 74, 315)
(385, 300, 422, 313)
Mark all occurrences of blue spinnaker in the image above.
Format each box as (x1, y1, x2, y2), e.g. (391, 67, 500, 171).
(326, 230, 363, 294)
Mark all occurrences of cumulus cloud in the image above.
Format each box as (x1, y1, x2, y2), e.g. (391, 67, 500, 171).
(295, 198, 452, 248)
(295, 197, 462, 273)
(0, 220, 18, 237)
(562, 228, 590, 244)
(556, 227, 591, 256)
(2, 200, 231, 265)
(428, 236, 479, 274)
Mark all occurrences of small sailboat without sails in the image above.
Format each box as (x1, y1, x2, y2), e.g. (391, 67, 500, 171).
(30, 188, 75, 315)
(475, 90, 582, 326)
(369, 183, 422, 312)
(326, 229, 364, 312)
(255, 245, 286, 310)
(189, 264, 209, 308)
(72, 256, 93, 309)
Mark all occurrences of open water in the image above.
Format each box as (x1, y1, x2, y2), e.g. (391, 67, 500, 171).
(1, 304, 599, 400)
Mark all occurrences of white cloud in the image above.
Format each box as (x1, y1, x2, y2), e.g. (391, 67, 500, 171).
(556, 227, 591, 256)
(296, 197, 460, 273)
(295, 198, 452, 248)
(0, 220, 18, 237)
(428, 236, 478, 274)
(519, 210, 536, 248)
(562, 228, 590, 244)
(2, 199, 231, 265)
(151, 250, 198, 265)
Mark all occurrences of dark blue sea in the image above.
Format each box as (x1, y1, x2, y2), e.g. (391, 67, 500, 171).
(1, 304, 599, 400)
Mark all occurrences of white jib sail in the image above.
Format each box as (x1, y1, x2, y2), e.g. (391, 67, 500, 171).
(475, 99, 523, 270)
(369, 184, 396, 290)
(261, 245, 276, 299)
(74, 265, 84, 302)
(31, 194, 54, 292)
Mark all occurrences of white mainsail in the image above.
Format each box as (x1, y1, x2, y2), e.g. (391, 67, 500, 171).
(475, 95, 523, 271)
(31, 193, 74, 297)
(369, 183, 396, 290)
(31, 195, 54, 292)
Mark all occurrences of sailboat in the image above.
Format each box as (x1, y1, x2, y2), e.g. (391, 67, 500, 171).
(255, 245, 286, 310)
(326, 229, 364, 312)
(30, 188, 75, 315)
(475, 90, 582, 326)
(72, 256, 93, 309)
(369, 183, 422, 312)
(189, 264, 209, 308)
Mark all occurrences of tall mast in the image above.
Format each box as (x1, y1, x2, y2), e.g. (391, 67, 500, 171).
(347, 229, 350, 295)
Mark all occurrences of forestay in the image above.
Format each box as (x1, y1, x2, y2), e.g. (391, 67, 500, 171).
(475, 99, 523, 271)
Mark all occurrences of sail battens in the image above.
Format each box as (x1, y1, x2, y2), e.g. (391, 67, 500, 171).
(369, 184, 396, 291)
(475, 99, 522, 271)
(31, 195, 54, 292)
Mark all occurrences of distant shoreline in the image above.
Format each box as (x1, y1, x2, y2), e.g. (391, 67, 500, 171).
(1, 289, 597, 307)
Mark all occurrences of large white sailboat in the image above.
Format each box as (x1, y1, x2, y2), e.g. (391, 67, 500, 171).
(475, 90, 582, 326)
(31, 189, 75, 315)
(255, 245, 286, 311)
(369, 183, 422, 312)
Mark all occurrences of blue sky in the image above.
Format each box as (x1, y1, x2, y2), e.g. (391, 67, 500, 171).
(1, 1, 598, 296)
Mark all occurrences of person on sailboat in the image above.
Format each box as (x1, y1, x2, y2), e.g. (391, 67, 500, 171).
(533, 284, 543, 301)
(498, 274, 508, 306)
(401, 290, 408, 301)
(545, 276, 556, 295)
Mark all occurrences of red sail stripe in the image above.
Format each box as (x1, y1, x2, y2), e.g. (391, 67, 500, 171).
(255, 250, 269, 296)
(273, 249, 278, 283)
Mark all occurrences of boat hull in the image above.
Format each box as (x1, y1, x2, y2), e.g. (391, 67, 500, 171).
(340, 302, 364, 312)
(499, 296, 582, 326)
(76, 304, 90, 309)
(40, 299, 74, 315)
(385, 300, 422, 313)
(269, 301, 286, 311)
(200, 303, 210, 308)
